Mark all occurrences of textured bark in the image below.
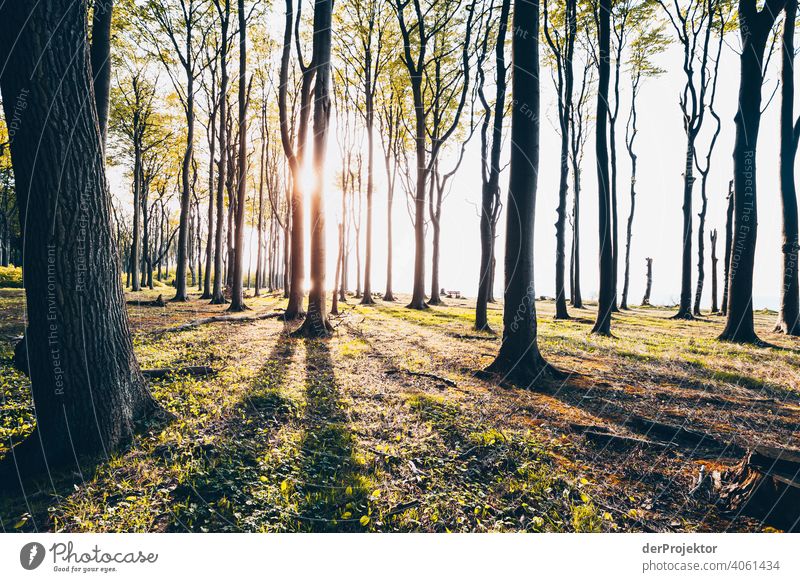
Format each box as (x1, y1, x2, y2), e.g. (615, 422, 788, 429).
(721, 0, 786, 342)
(486, 0, 555, 384)
(776, 0, 800, 335)
(591, 0, 613, 336)
(0, 0, 159, 481)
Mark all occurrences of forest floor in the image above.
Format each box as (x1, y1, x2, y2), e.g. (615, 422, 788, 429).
(0, 286, 798, 532)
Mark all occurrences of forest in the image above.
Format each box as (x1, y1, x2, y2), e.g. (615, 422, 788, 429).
(0, 0, 798, 533)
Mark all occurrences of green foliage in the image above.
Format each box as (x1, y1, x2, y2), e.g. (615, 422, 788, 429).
(0, 265, 22, 288)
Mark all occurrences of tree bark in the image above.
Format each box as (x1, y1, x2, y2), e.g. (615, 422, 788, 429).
(710, 229, 719, 313)
(721, 0, 786, 342)
(486, 0, 555, 384)
(0, 0, 160, 482)
(642, 257, 653, 305)
(776, 0, 800, 335)
(591, 0, 613, 336)
(721, 180, 733, 315)
(228, 0, 248, 312)
(294, 0, 334, 337)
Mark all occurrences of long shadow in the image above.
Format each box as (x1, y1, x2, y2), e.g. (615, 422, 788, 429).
(166, 333, 298, 532)
(292, 338, 369, 532)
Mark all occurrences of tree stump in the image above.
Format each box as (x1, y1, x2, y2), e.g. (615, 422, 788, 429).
(719, 446, 800, 532)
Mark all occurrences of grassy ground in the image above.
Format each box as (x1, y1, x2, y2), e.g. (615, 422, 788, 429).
(0, 287, 797, 532)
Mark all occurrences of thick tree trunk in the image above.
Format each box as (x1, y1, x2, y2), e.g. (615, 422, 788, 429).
(591, 0, 613, 336)
(408, 75, 428, 311)
(486, 0, 554, 384)
(174, 64, 194, 302)
(720, 0, 784, 342)
(571, 168, 583, 308)
(776, 0, 800, 335)
(361, 109, 376, 304)
(0, 0, 160, 482)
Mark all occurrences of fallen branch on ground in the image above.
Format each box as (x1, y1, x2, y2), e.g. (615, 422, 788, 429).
(385, 368, 457, 387)
(141, 366, 215, 379)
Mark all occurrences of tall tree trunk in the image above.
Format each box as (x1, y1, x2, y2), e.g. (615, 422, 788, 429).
(130, 133, 142, 292)
(720, 0, 785, 342)
(0, 0, 160, 483)
(620, 73, 639, 310)
(383, 166, 395, 301)
(571, 167, 583, 308)
(776, 0, 800, 335)
(255, 105, 267, 298)
(294, 0, 334, 337)
(229, 0, 248, 312)
(173, 46, 195, 302)
(211, 2, 230, 304)
(486, 0, 554, 383)
(591, 0, 613, 336)
(361, 94, 376, 304)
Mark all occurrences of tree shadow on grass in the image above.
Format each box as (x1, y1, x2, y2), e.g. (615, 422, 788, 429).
(165, 333, 298, 532)
(290, 338, 371, 532)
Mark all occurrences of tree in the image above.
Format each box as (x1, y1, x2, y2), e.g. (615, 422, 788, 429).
(569, 55, 593, 309)
(641, 257, 653, 305)
(475, 0, 510, 331)
(710, 228, 719, 312)
(720, 0, 787, 342)
(619, 17, 667, 309)
(377, 81, 406, 302)
(485, 0, 556, 384)
(141, 0, 210, 302)
(228, 0, 249, 311)
(392, 0, 475, 310)
(0, 0, 160, 483)
(656, 0, 719, 320)
(721, 179, 732, 315)
(775, 0, 800, 335)
(692, 2, 727, 316)
(591, 0, 614, 336)
(543, 0, 576, 320)
(293, 0, 334, 337)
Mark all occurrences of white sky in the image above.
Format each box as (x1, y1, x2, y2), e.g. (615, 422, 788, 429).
(108, 19, 790, 311)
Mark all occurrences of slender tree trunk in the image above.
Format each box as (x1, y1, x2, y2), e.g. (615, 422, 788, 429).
(173, 52, 194, 302)
(361, 103, 376, 304)
(591, 0, 613, 336)
(710, 229, 719, 313)
(721, 180, 733, 315)
(693, 170, 709, 315)
(383, 166, 395, 301)
(229, 0, 248, 312)
(776, 0, 800, 335)
(294, 0, 334, 337)
(131, 134, 142, 292)
(0, 0, 160, 483)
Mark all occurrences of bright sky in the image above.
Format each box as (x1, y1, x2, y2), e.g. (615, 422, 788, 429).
(108, 22, 790, 311)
